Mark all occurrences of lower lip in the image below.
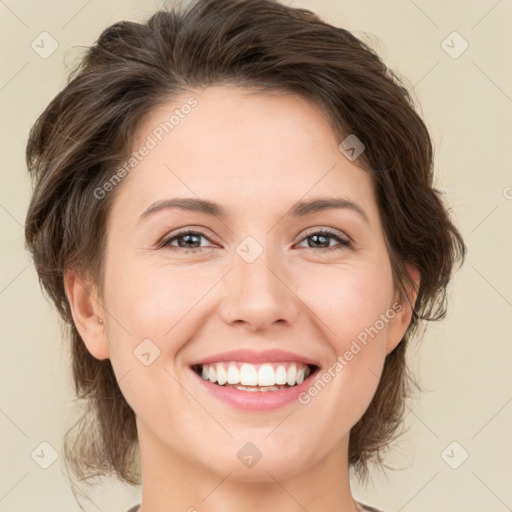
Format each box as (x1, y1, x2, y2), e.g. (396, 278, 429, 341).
(190, 367, 318, 411)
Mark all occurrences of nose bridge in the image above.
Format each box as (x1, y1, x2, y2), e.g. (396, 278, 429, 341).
(220, 234, 298, 329)
(238, 242, 279, 293)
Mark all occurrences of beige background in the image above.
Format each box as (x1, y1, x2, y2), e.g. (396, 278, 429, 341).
(1, 0, 511, 511)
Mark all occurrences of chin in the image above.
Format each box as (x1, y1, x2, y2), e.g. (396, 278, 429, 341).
(195, 439, 318, 483)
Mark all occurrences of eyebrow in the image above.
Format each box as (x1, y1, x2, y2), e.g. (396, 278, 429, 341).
(139, 196, 370, 225)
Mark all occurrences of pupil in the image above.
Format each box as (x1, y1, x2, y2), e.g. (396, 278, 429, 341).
(180, 234, 200, 248)
(310, 234, 328, 248)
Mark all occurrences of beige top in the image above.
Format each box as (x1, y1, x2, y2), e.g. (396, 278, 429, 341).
(126, 502, 385, 511)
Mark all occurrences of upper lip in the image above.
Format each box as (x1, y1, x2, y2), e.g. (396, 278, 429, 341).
(190, 349, 319, 367)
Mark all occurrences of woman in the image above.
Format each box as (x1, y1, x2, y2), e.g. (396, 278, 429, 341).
(24, 0, 466, 511)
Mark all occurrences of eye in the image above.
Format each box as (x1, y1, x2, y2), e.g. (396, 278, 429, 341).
(160, 229, 216, 254)
(296, 228, 351, 251)
(159, 227, 351, 254)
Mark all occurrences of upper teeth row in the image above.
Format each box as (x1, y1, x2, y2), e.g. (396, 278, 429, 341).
(199, 362, 311, 387)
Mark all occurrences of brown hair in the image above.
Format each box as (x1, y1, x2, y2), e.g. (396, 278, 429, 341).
(24, 0, 466, 486)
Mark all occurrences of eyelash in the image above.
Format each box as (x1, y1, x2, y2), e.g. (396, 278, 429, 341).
(159, 228, 351, 254)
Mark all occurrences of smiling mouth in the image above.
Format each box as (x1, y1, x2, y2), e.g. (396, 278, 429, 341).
(191, 361, 319, 391)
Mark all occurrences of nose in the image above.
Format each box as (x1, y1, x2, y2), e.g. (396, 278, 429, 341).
(218, 244, 301, 333)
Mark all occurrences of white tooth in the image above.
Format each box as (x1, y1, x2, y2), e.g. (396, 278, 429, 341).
(227, 364, 240, 384)
(202, 362, 310, 387)
(216, 363, 228, 385)
(287, 363, 297, 386)
(240, 363, 258, 385)
(258, 364, 275, 386)
(233, 384, 259, 392)
(275, 365, 287, 385)
(262, 385, 279, 392)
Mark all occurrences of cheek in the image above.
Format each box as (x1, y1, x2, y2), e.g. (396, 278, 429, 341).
(100, 262, 199, 421)
(105, 258, 207, 335)
(298, 260, 395, 348)
(297, 262, 395, 408)
(101, 258, 219, 384)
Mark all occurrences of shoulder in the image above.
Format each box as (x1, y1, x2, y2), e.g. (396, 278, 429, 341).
(127, 503, 383, 512)
(126, 503, 383, 512)
(357, 502, 387, 512)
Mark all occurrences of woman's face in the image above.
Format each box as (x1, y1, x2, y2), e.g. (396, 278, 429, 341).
(87, 86, 413, 482)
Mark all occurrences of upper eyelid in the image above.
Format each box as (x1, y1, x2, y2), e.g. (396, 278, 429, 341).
(300, 226, 350, 241)
(161, 227, 350, 247)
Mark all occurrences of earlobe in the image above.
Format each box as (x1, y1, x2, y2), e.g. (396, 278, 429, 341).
(64, 268, 110, 360)
(385, 264, 421, 354)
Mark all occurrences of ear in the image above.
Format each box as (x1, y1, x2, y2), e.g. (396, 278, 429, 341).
(64, 268, 110, 360)
(385, 264, 421, 355)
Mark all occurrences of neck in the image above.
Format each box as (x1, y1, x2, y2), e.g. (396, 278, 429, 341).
(136, 420, 360, 512)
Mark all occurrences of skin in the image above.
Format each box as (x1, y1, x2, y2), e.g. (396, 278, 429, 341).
(65, 85, 419, 512)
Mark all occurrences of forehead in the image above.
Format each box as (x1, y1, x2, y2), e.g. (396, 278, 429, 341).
(109, 85, 377, 223)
